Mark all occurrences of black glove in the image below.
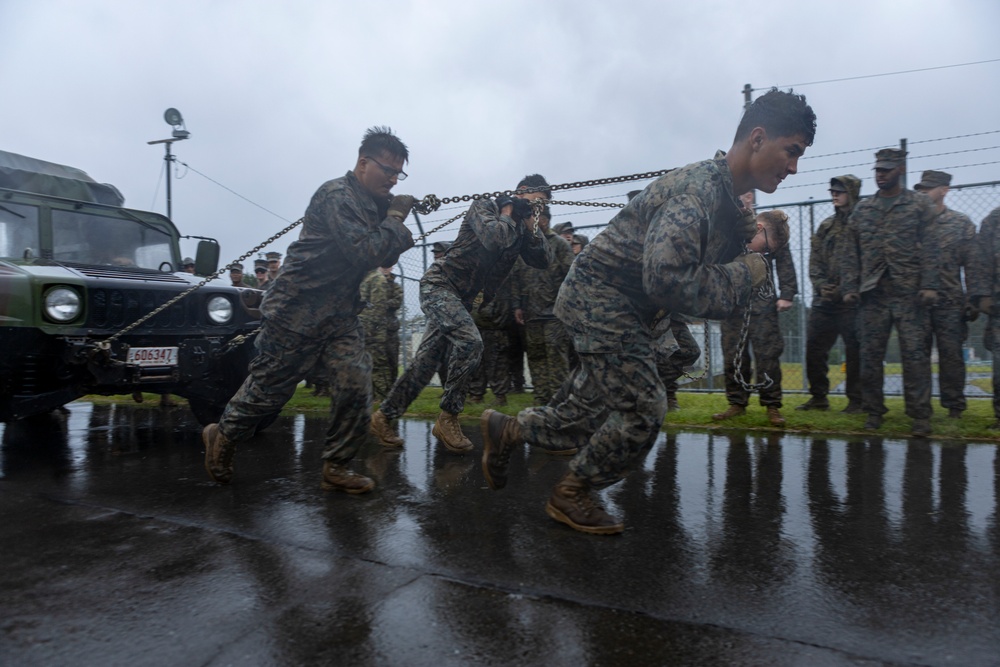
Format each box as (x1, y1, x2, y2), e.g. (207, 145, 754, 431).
(510, 197, 534, 222)
(495, 195, 515, 213)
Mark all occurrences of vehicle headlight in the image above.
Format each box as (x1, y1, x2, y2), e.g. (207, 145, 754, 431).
(206, 295, 233, 324)
(44, 287, 82, 322)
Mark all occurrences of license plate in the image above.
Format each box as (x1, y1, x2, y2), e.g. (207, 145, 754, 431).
(127, 346, 178, 367)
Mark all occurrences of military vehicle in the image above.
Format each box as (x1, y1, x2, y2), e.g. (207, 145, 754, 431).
(0, 149, 269, 427)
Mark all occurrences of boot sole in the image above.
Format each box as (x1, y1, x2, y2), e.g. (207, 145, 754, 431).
(202, 425, 231, 485)
(321, 480, 375, 494)
(545, 501, 623, 535)
(480, 410, 504, 490)
(432, 422, 473, 454)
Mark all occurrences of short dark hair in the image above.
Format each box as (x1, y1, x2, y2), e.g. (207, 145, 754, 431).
(516, 173, 551, 199)
(734, 89, 816, 146)
(359, 125, 409, 163)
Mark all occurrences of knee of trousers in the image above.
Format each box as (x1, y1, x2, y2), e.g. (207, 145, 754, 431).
(453, 336, 484, 363)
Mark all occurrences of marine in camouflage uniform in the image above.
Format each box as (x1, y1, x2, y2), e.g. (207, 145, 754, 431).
(654, 316, 701, 411)
(714, 211, 797, 426)
(359, 266, 403, 401)
(468, 280, 514, 404)
(973, 206, 1000, 426)
(798, 175, 862, 412)
(915, 170, 980, 417)
(481, 89, 815, 534)
(383, 268, 403, 385)
(511, 208, 575, 405)
(840, 149, 942, 436)
(202, 127, 415, 492)
(372, 176, 552, 452)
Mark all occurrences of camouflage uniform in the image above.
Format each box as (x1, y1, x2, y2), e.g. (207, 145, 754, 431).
(379, 198, 551, 418)
(924, 206, 977, 412)
(217, 171, 413, 462)
(511, 229, 575, 404)
(359, 269, 403, 401)
(841, 188, 941, 420)
(804, 175, 862, 406)
(468, 281, 514, 400)
(518, 153, 756, 483)
(655, 316, 701, 399)
(384, 273, 403, 385)
(974, 207, 1000, 418)
(719, 242, 797, 407)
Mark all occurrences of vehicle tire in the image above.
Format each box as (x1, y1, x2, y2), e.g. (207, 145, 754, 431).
(187, 398, 278, 433)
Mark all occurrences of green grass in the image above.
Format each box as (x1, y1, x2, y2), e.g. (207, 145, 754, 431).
(83, 385, 1000, 442)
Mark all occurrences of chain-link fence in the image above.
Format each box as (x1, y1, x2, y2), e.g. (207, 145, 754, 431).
(393, 180, 1000, 396)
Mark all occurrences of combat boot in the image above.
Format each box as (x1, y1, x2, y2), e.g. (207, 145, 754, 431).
(432, 411, 473, 453)
(545, 471, 623, 535)
(912, 418, 931, 437)
(766, 406, 786, 427)
(480, 409, 524, 490)
(948, 408, 963, 419)
(203, 423, 236, 485)
(370, 410, 404, 448)
(795, 396, 829, 411)
(321, 461, 375, 494)
(491, 394, 507, 407)
(666, 394, 680, 412)
(841, 401, 864, 414)
(467, 395, 484, 404)
(712, 405, 745, 421)
(864, 414, 883, 430)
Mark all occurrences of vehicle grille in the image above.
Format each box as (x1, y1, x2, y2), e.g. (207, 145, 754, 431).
(87, 288, 202, 330)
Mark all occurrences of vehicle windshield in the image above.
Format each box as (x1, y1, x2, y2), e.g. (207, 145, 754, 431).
(0, 202, 41, 259)
(51, 209, 174, 270)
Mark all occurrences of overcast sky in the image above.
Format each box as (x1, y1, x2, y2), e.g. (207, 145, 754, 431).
(2, 0, 998, 262)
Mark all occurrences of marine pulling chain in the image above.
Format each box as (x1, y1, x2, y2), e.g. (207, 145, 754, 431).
(101, 168, 669, 355)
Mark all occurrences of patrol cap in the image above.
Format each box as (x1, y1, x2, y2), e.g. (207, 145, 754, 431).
(182, 257, 195, 266)
(571, 233, 589, 247)
(253, 258, 267, 270)
(431, 241, 452, 254)
(874, 148, 906, 169)
(914, 170, 952, 190)
(828, 178, 848, 193)
(265, 251, 282, 261)
(553, 221, 574, 234)
(228, 262, 244, 271)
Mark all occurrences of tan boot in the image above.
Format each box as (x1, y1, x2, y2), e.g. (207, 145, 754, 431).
(480, 409, 523, 490)
(432, 411, 473, 453)
(545, 471, 623, 535)
(370, 410, 403, 448)
(203, 424, 236, 485)
(712, 405, 746, 421)
(321, 461, 375, 494)
(766, 406, 786, 427)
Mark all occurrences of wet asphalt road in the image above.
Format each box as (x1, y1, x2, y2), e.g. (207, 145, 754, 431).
(1, 403, 999, 667)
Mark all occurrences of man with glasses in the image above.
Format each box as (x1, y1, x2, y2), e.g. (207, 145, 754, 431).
(797, 175, 863, 413)
(202, 126, 415, 493)
(371, 175, 553, 453)
(841, 149, 941, 436)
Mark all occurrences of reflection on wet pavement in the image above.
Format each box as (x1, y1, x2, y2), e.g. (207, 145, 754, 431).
(1, 403, 998, 666)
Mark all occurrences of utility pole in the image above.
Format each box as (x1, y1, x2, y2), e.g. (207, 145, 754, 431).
(147, 108, 190, 221)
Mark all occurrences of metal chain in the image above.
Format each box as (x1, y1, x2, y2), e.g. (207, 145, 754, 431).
(731, 254, 777, 391)
(681, 322, 712, 382)
(100, 216, 305, 348)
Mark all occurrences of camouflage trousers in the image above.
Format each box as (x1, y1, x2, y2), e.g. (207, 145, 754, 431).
(386, 328, 400, 384)
(468, 328, 510, 398)
(987, 316, 1000, 418)
(929, 306, 968, 411)
(369, 334, 396, 402)
(218, 318, 371, 463)
(858, 284, 932, 419)
(507, 322, 527, 391)
(518, 330, 667, 488)
(804, 302, 861, 404)
(720, 304, 784, 407)
(524, 319, 570, 405)
(656, 320, 701, 395)
(380, 282, 482, 418)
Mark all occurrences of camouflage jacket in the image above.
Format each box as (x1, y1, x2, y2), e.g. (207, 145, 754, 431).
(359, 270, 404, 342)
(756, 241, 797, 313)
(422, 198, 551, 308)
(972, 206, 1000, 302)
(924, 206, 978, 307)
(840, 189, 940, 295)
(809, 174, 860, 304)
(472, 275, 515, 330)
(511, 229, 575, 321)
(260, 171, 413, 338)
(554, 152, 754, 345)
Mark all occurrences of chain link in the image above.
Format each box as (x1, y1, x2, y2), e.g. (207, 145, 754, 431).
(681, 322, 712, 382)
(731, 254, 777, 392)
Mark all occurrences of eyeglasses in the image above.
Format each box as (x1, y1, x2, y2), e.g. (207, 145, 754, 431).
(366, 156, 407, 181)
(829, 190, 847, 195)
